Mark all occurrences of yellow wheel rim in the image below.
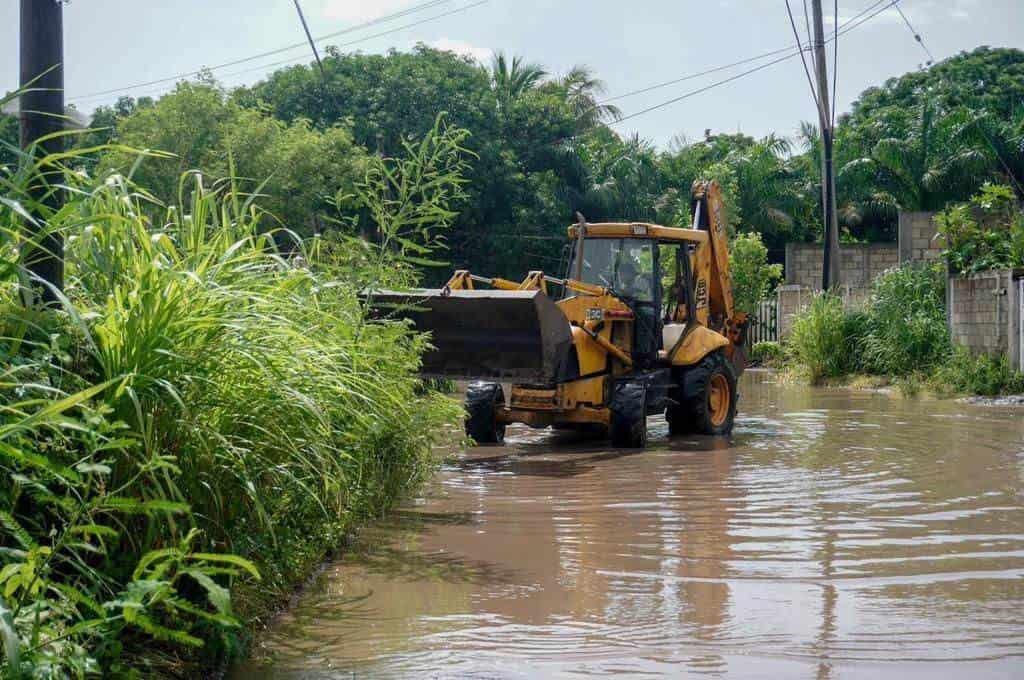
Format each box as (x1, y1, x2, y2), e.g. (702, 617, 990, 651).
(709, 373, 730, 427)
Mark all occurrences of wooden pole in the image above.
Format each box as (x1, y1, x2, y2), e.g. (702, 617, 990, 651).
(19, 0, 65, 302)
(292, 0, 326, 80)
(810, 0, 841, 290)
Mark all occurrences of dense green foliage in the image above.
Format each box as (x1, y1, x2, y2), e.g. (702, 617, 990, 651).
(83, 46, 1022, 284)
(729, 232, 783, 315)
(0, 99, 464, 675)
(858, 264, 950, 375)
(846, 46, 1024, 126)
(937, 183, 1024, 275)
(930, 347, 1024, 397)
(789, 265, 952, 382)
(96, 82, 369, 237)
(0, 115, 17, 167)
(786, 264, 1023, 395)
(749, 341, 783, 367)
(787, 294, 861, 382)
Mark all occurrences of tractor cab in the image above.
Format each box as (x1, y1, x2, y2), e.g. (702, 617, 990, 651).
(566, 235, 659, 366)
(565, 231, 700, 368)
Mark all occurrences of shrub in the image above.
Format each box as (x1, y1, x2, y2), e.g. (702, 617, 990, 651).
(749, 341, 783, 366)
(787, 293, 860, 382)
(729, 232, 783, 315)
(937, 183, 1024, 275)
(0, 112, 467, 675)
(930, 347, 1024, 396)
(786, 264, 951, 382)
(859, 264, 950, 375)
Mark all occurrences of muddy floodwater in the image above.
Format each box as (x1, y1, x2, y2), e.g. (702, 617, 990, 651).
(236, 372, 1024, 679)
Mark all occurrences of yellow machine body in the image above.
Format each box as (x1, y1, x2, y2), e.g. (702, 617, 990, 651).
(431, 180, 748, 430)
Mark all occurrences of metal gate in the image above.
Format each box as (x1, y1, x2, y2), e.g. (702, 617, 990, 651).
(748, 298, 779, 345)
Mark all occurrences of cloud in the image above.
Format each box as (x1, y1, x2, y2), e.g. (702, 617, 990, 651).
(321, 0, 418, 23)
(948, 0, 978, 21)
(825, 6, 903, 27)
(428, 38, 493, 63)
(825, 0, 978, 27)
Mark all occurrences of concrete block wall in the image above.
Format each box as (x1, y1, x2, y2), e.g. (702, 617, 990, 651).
(777, 284, 870, 338)
(898, 211, 944, 264)
(784, 243, 899, 290)
(947, 269, 1023, 371)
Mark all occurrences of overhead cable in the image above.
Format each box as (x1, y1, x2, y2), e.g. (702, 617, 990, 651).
(66, 0, 455, 102)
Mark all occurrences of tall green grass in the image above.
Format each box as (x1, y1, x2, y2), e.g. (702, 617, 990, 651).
(785, 264, 1024, 396)
(930, 346, 1024, 397)
(0, 106, 463, 675)
(858, 264, 950, 375)
(787, 293, 862, 382)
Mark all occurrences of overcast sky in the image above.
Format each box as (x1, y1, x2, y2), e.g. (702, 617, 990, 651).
(3, 0, 1022, 147)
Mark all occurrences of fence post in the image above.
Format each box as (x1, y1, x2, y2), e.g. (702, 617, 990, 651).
(1016, 274, 1023, 373)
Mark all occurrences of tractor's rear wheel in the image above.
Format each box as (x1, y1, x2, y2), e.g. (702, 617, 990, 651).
(610, 382, 648, 448)
(465, 382, 506, 444)
(667, 351, 737, 436)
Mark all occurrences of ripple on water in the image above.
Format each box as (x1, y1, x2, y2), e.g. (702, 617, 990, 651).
(234, 373, 1024, 679)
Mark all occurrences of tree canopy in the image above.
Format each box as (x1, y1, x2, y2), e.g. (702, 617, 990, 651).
(71, 44, 1024, 280)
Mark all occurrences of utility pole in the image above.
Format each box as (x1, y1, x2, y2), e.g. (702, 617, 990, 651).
(19, 0, 65, 302)
(291, 0, 326, 81)
(810, 0, 841, 290)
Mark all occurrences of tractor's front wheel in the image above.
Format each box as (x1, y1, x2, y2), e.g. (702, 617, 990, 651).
(667, 351, 737, 436)
(465, 382, 506, 444)
(610, 382, 648, 448)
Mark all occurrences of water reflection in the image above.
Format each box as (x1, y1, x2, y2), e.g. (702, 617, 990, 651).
(236, 372, 1024, 679)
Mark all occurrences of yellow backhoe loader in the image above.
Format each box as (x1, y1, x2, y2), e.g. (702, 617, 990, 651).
(374, 180, 748, 447)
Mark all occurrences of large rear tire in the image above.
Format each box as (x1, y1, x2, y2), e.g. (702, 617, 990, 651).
(666, 351, 737, 436)
(610, 382, 648, 448)
(465, 382, 506, 444)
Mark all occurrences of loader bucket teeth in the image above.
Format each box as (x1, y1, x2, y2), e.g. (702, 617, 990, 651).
(370, 289, 573, 383)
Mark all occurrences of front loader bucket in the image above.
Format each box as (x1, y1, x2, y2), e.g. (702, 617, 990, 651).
(371, 289, 573, 383)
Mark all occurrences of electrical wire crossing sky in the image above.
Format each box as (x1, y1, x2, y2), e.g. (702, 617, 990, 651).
(2, 0, 1021, 147)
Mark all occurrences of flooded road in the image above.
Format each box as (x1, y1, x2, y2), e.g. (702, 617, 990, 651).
(237, 372, 1024, 679)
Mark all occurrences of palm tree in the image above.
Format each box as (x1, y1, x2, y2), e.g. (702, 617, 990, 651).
(960, 109, 1024, 200)
(726, 134, 797, 234)
(490, 52, 546, 112)
(556, 130, 660, 221)
(840, 101, 986, 212)
(559, 65, 621, 126)
(801, 121, 897, 239)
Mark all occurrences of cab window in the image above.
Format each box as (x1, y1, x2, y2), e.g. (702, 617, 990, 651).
(571, 238, 655, 302)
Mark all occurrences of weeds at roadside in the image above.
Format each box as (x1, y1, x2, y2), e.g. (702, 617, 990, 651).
(0, 99, 467, 676)
(928, 347, 1024, 397)
(778, 263, 1024, 398)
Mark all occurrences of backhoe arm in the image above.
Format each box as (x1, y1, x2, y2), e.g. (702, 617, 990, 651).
(690, 180, 748, 368)
(691, 180, 736, 322)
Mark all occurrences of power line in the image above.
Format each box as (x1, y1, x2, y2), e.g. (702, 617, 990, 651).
(292, 0, 326, 81)
(66, 0, 455, 102)
(802, 0, 815, 52)
(597, 46, 796, 106)
(894, 3, 935, 65)
(831, 0, 839, 128)
(610, 52, 801, 126)
(608, 0, 897, 127)
(594, 0, 890, 108)
(785, 0, 823, 115)
(217, 1, 488, 83)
